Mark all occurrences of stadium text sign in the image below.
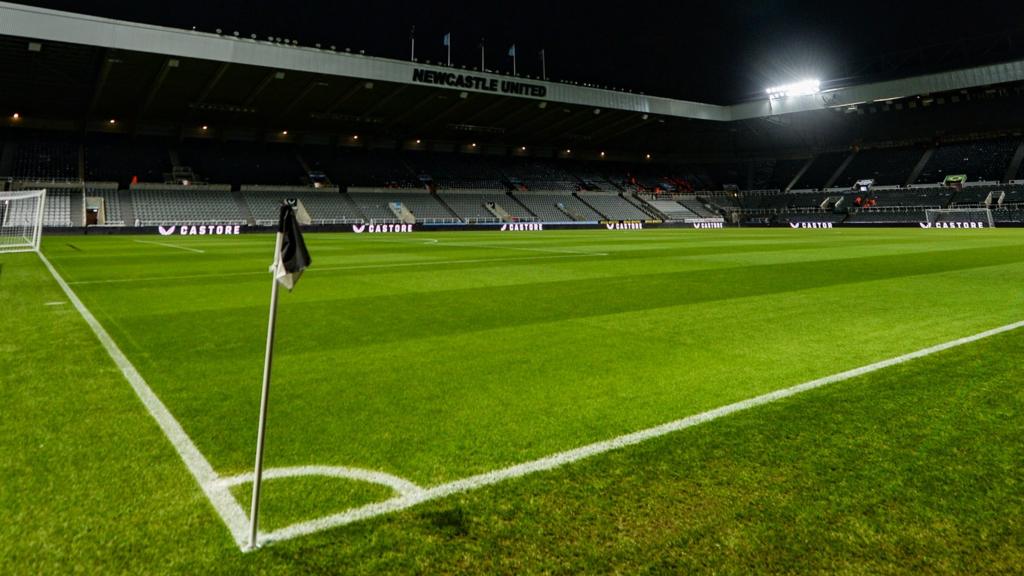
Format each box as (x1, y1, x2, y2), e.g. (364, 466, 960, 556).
(789, 222, 834, 229)
(692, 222, 724, 229)
(500, 222, 544, 231)
(352, 223, 414, 233)
(919, 221, 989, 229)
(412, 69, 547, 97)
(158, 225, 241, 236)
(605, 221, 644, 230)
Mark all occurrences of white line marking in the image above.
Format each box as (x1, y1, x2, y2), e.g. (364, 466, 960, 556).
(134, 240, 206, 253)
(66, 253, 604, 286)
(44, 301, 66, 306)
(217, 466, 424, 498)
(36, 252, 251, 548)
(258, 318, 1024, 548)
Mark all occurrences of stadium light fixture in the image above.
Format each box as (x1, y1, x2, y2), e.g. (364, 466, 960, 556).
(565, 149, 571, 154)
(281, 130, 288, 135)
(765, 79, 820, 99)
(415, 139, 422, 144)
(521, 146, 527, 151)
(600, 151, 606, 158)
(645, 153, 651, 160)
(108, 118, 116, 125)
(11, 112, 19, 120)
(201, 125, 208, 131)
(471, 143, 477, 148)
(353, 134, 359, 140)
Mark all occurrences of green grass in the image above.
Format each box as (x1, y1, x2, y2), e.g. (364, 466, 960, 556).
(2, 228, 1023, 573)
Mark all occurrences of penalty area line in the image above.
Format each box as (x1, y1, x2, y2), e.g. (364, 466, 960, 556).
(36, 251, 251, 549)
(257, 318, 1024, 548)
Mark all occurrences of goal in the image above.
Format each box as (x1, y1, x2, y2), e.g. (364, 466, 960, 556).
(925, 207, 994, 228)
(0, 189, 46, 253)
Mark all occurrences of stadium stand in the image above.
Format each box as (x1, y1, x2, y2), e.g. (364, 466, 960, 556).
(917, 137, 1019, 183)
(349, 189, 457, 222)
(836, 146, 925, 187)
(799, 151, 850, 189)
(303, 147, 421, 188)
(84, 133, 171, 186)
(766, 158, 810, 190)
(178, 140, 306, 187)
(12, 131, 79, 180)
(512, 192, 604, 221)
(131, 184, 244, 225)
(241, 186, 364, 225)
(505, 158, 581, 192)
(577, 193, 651, 220)
(407, 152, 508, 190)
(438, 191, 534, 221)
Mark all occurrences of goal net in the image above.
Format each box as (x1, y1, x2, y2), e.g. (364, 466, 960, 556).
(0, 189, 46, 253)
(925, 207, 994, 228)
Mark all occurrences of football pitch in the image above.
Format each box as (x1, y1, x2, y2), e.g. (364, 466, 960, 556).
(3, 228, 1023, 573)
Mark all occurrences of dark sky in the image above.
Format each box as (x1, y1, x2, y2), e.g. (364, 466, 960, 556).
(14, 0, 1024, 103)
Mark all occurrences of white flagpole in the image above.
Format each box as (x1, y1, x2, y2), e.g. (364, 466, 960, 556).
(249, 230, 284, 550)
(512, 47, 517, 76)
(541, 49, 546, 80)
(480, 39, 485, 71)
(447, 35, 451, 66)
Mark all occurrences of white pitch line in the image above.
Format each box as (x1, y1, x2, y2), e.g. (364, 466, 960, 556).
(258, 318, 1024, 548)
(36, 251, 251, 549)
(217, 465, 424, 498)
(66, 252, 604, 286)
(134, 240, 206, 253)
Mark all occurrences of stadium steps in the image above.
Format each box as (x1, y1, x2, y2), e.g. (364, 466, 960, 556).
(69, 188, 84, 226)
(907, 147, 934, 186)
(118, 190, 136, 226)
(231, 191, 257, 226)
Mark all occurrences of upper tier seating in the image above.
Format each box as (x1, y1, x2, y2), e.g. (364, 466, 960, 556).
(918, 137, 1019, 183)
(349, 191, 456, 222)
(12, 133, 78, 180)
(799, 151, 849, 188)
(837, 147, 925, 187)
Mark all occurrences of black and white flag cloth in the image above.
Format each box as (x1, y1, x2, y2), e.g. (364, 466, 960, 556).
(275, 202, 311, 291)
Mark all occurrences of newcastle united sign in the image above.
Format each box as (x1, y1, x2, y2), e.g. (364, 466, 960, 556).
(412, 69, 547, 98)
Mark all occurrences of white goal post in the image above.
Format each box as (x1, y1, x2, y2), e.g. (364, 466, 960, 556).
(925, 207, 995, 228)
(0, 189, 47, 253)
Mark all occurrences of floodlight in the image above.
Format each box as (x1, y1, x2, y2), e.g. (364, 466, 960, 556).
(765, 79, 821, 99)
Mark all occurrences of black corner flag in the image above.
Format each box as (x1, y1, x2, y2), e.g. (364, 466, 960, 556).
(275, 202, 311, 291)
(249, 200, 312, 549)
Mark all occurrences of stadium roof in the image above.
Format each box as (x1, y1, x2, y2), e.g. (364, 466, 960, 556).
(3, 1, 1024, 157)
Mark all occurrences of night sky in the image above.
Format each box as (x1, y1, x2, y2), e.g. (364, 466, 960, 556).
(13, 0, 1024, 103)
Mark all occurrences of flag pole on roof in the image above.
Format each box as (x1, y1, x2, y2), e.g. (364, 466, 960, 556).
(248, 199, 312, 550)
(508, 44, 516, 76)
(443, 32, 451, 66)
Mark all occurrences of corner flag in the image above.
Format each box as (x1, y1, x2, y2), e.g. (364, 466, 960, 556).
(274, 202, 311, 291)
(249, 200, 312, 549)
